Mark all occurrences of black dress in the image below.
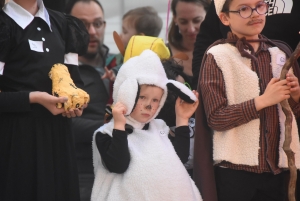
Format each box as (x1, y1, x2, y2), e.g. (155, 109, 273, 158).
(0, 8, 88, 201)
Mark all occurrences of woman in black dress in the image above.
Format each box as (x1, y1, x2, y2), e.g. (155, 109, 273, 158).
(0, 0, 89, 200)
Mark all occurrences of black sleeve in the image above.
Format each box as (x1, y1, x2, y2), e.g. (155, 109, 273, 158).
(0, 92, 31, 112)
(169, 126, 190, 164)
(95, 129, 130, 173)
(191, 0, 230, 90)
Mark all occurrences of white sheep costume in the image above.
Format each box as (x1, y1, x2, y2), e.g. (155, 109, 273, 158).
(91, 50, 202, 201)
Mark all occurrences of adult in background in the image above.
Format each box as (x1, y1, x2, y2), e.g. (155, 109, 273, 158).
(167, 0, 210, 84)
(65, 0, 113, 200)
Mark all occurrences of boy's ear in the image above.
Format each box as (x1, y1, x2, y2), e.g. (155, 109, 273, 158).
(113, 31, 125, 56)
(219, 13, 230, 26)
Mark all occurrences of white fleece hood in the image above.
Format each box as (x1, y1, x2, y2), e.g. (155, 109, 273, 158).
(113, 49, 197, 123)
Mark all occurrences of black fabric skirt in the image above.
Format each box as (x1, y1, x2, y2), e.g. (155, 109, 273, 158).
(0, 110, 80, 201)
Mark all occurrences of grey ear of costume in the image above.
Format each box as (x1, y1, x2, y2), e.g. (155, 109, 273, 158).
(166, 80, 197, 103)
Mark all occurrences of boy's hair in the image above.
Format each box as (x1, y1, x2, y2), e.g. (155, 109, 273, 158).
(221, 0, 233, 13)
(168, 0, 211, 51)
(123, 6, 162, 37)
(65, 0, 104, 14)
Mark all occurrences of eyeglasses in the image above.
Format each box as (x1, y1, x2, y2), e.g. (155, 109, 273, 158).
(227, 2, 268, 19)
(82, 20, 106, 30)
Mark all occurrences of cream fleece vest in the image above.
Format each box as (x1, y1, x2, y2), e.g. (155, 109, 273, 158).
(91, 119, 202, 201)
(207, 43, 300, 168)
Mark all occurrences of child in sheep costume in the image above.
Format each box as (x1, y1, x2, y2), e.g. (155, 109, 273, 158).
(91, 49, 202, 201)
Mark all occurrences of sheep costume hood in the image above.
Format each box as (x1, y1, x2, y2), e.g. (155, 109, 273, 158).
(113, 49, 197, 123)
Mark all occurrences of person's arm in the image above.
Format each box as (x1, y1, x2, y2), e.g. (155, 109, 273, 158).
(95, 129, 130, 173)
(169, 126, 190, 163)
(200, 54, 260, 131)
(172, 91, 199, 163)
(192, 0, 230, 90)
(0, 92, 31, 112)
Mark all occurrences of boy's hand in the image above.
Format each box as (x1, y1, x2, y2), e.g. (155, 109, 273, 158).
(255, 78, 290, 111)
(112, 102, 127, 130)
(286, 72, 300, 102)
(101, 67, 116, 81)
(175, 90, 199, 127)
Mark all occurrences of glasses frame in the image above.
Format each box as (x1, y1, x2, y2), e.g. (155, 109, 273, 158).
(227, 2, 269, 19)
(83, 20, 106, 30)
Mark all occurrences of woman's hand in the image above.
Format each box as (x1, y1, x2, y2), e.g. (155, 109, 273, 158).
(30, 91, 68, 115)
(62, 103, 88, 118)
(175, 90, 199, 127)
(112, 102, 127, 130)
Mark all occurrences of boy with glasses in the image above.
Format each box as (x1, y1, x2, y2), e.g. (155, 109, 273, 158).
(197, 0, 300, 200)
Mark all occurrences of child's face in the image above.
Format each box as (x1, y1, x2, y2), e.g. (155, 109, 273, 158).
(120, 17, 138, 48)
(220, 0, 266, 39)
(130, 85, 164, 123)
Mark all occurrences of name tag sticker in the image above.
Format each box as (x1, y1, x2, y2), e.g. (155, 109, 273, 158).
(276, 54, 286, 65)
(28, 39, 44, 52)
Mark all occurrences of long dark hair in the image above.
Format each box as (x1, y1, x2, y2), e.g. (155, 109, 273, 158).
(1, 0, 5, 9)
(168, 0, 211, 51)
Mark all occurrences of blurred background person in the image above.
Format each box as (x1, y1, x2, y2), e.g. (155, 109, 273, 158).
(167, 0, 210, 84)
(65, 0, 114, 200)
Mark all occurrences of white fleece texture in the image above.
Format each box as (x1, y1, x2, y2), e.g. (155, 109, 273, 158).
(214, 0, 226, 15)
(268, 47, 300, 168)
(113, 49, 197, 122)
(208, 44, 300, 168)
(91, 119, 202, 201)
(208, 43, 261, 166)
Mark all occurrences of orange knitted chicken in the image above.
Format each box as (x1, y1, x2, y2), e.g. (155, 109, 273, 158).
(49, 63, 90, 110)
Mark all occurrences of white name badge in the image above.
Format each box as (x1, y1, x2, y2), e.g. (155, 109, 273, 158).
(28, 39, 44, 52)
(276, 54, 286, 66)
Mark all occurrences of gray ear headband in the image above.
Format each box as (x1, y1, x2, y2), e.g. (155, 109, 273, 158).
(113, 50, 197, 123)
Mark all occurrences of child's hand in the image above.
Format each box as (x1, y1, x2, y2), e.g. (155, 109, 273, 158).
(255, 78, 290, 110)
(286, 72, 300, 102)
(112, 102, 127, 130)
(101, 67, 116, 81)
(175, 90, 199, 127)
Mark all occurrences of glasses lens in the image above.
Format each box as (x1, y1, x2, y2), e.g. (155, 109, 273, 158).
(256, 2, 268, 14)
(93, 20, 105, 29)
(239, 5, 252, 18)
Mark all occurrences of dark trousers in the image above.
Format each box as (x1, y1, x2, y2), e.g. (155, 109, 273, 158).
(215, 167, 289, 201)
(78, 174, 94, 201)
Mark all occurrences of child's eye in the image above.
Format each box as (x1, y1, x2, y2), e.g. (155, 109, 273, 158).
(139, 96, 145, 99)
(239, 6, 250, 12)
(153, 99, 159, 102)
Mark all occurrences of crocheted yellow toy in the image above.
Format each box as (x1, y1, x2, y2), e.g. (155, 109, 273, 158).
(49, 63, 90, 110)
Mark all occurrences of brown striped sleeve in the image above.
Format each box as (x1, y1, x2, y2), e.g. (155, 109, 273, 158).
(199, 53, 260, 131)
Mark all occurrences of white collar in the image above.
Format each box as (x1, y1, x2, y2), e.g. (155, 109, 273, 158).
(126, 116, 146, 130)
(3, 0, 52, 31)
